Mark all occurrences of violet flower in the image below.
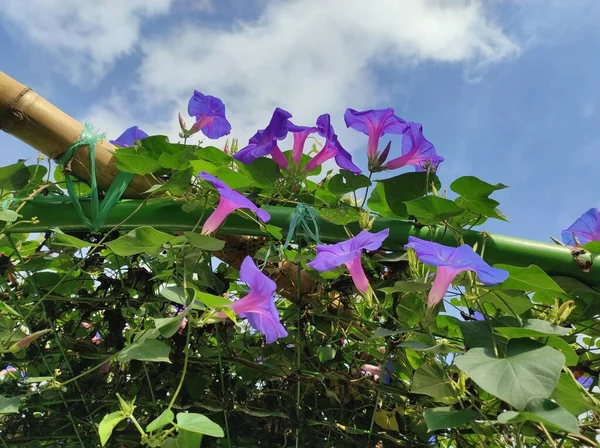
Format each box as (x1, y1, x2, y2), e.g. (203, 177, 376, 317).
(92, 332, 102, 345)
(561, 208, 600, 246)
(0, 365, 17, 380)
(109, 126, 149, 148)
(473, 311, 485, 321)
(384, 122, 444, 172)
(578, 375, 593, 389)
(307, 229, 389, 295)
(288, 122, 317, 165)
(404, 237, 509, 308)
(198, 172, 270, 234)
(344, 108, 408, 170)
(188, 90, 232, 139)
(234, 108, 292, 168)
(304, 114, 361, 174)
(218, 257, 288, 344)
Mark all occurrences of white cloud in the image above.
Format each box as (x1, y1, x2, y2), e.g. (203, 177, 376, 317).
(1, 0, 173, 85)
(86, 0, 519, 155)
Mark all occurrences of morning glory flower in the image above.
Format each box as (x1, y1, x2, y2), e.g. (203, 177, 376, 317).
(109, 126, 149, 148)
(578, 375, 593, 388)
(307, 229, 389, 295)
(561, 208, 600, 246)
(188, 90, 232, 139)
(384, 122, 444, 172)
(220, 257, 288, 344)
(198, 172, 270, 234)
(92, 332, 102, 345)
(361, 359, 393, 384)
(0, 365, 17, 380)
(288, 122, 317, 165)
(234, 108, 292, 168)
(473, 311, 485, 321)
(404, 237, 509, 308)
(304, 114, 361, 174)
(344, 108, 408, 171)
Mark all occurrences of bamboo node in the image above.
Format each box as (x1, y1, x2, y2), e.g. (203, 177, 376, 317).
(0, 86, 32, 131)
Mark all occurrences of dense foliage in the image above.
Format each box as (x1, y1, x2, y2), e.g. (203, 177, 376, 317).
(0, 98, 599, 448)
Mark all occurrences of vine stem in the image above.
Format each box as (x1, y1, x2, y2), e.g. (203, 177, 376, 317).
(295, 237, 302, 448)
(216, 328, 232, 447)
(168, 313, 192, 410)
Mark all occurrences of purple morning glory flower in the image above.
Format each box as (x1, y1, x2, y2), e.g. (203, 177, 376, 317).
(92, 332, 101, 345)
(344, 108, 408, 169)
(220, 257, 287, 344)
(561, 208, 600, 246)
(473, 311, 485, 321)
(234, 108, 292, 168)
(288, 122, 317, 165)
(307, 229, 389, 294)
(0, 365, 17, 379)
(305, 114, 361, 174)
(578, 375, 593, 388)
(384, 122, 444, 172)
(188, 90, 232, 139)
(404, 237, 509, 308)
(109, 126, 149, 148)
(198, 172, 270, 234)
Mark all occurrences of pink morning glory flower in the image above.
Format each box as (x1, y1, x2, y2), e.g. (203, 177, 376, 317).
(188, 90, 232, 139)
(0, 365, 17, 380)
(404, 237, 508, 308)
(384, 122, 444, 172)
(234, 108, 292, 168)
(561, 208, 600, 245)
(287, 122, 317, 165)
(109, 126, 149, 148)
(307, 229, 389, 294)
(344, 108, 408, 170)
(92, 332, 102, 345)
(305, 114, 361, 174)
(198, 172, 270, 234)
(218, 256, 288, 344)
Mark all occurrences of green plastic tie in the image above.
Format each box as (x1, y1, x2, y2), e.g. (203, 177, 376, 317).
(57, 123, 134, 232)
(283, 203, 321, 249)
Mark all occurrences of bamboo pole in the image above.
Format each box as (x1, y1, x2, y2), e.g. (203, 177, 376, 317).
(0, 70, 155, 198)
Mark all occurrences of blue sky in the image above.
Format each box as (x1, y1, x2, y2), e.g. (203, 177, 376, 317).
(1, 0, 598, 243)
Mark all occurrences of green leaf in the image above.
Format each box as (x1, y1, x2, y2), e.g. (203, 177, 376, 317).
(176, 429, 203, 447)
(51, 228, 92, 249)
(106, 227, 174, 256)
(423, 407, 478, 431)
(455, 339, 565, 410)
(551, 373, 593, 416)
(327, 170, 371, 196)
(176, 412, 224, 438)
(238, 157, 281, 187)
(147, 408, 175, 432)
(450, 176, 508, 197)
(495, 319, 571, 339)
(367, 183, 394, 218)
(0, 162, 31, 191)
(457, 320, 497, 351)
(319, 206, 361, 225)
(583, 240, 600, 253)
(213, 167, 252, 190)
(155, 314, 187, 338)
(493, 264, 566, 295)
(497, 398, 579, 434)
(318, 346, 337, 362)
(183, 232, 225, 251)
(405, 196, 464, 225)
(194, 146, 232, 167)
(0, 395, 20, 414)
(0, 302, 21, 317)
(479, 290, 532, 315)
(117, 339, 171, 363)
(265, 224, 283, 240)
(545, 337, 578, 367)
(379, 281, 429, 294)
(195, 291, 232, 308)
(379, 172, 441, 217)
(411, 364, 456, 400)
(99, 411, 126, 446)
(114, 147, 162, 175)
(0, 209, 18, 222)
(371, 327, 408, 338)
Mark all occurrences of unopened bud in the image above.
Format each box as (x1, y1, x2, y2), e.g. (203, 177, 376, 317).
(178, 113, 188, 133)
(378, 141, 392, 164)
(223, 140, 230, 155)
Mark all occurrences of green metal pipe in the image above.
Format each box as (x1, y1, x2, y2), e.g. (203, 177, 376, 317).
(12, 196, 600, 286)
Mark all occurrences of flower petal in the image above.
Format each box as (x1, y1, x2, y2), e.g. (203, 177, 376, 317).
(109, 126, 149, 148)
(561, 208, 600, 245)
